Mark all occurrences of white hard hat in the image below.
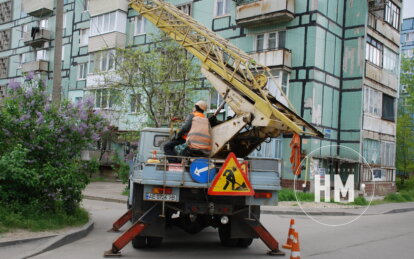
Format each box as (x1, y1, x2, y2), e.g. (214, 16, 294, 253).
(195, 100, 207, 111)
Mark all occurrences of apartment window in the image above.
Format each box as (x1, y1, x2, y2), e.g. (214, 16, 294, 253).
(403, 49, 414, 58)
(40, 19, 48, 29)
(94, 89, 119, 109)
(215, 0, 231, 17)
(78, 63, 88, 80)
(177, 3, 192, 16)
(36, 50, 48, 61)
(255, 31, 286, 52)
(364, 87, 382, 116)
(134, 15, 146, 35)
(20, 24, 28, 39)
(250, 138, 282, 159)
(80, 28, 89, 46)
(130, 94, 141, 113)
(383, 47, 398, 74)
(210, 90, 223, 111)
(406, 32, 414, 42)
(89, 50, 116, 73)
(63, 13, 67, 28)
(384, 1, 400, 30)
(84, 0, 90, 11)
(91, 11, 125, 36)
(366, 35, 383, 67)
(382, 94, 395, 121)
(62, 45, 66, 61)
(267, 69, 289, 97)
(381, 141, 395, 167)
(19, 53, 26, 67)
(363, 139, 380, 164)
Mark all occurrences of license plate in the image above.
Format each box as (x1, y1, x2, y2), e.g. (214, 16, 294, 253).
(145, 193, 178, 202)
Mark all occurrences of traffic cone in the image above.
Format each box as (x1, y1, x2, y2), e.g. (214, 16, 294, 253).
(282, 219, 295, 249)
(290, 231, 301, 259)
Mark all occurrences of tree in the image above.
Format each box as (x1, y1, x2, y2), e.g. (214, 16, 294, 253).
(396, 57, 414, 176)
(102, 33, 201, 128)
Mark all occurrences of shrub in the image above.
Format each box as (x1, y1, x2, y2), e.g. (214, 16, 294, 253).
(0, 78, 108, 214)
(278, 188, 314, 202)
(352, 196, 368, 206)
(112, 154, 130, 184)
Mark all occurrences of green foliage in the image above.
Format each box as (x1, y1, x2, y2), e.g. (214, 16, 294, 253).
(104, 33, 201, 127)
(351, 196, 368, 206)
(396, 176, 414, 191)
(384, 190, 414, 203)
(80, 158, 100, 178)
(112, 154, 130, 184)
(0, 78, 108, 214)
(278, 188, 314, 202)
(0, 204, 88, 233)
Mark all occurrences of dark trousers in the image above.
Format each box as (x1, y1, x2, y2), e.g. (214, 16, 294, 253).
(164, 138, 185, 163)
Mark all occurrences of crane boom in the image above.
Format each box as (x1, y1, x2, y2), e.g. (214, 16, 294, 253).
(129, 0, 323, 158)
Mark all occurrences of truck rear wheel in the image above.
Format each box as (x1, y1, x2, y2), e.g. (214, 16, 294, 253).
(218, 224, 238, 247)
(132, 236, 146, 249)
(237, 238, 253, 248)
(147, 236, 163, 248)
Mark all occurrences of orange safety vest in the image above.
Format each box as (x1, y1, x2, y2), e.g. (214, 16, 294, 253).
(187, 112, 212, 152)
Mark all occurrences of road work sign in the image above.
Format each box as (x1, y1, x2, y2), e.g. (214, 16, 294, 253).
(208, 153, 254, 196)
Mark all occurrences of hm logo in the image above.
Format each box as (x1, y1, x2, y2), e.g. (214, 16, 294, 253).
(314, 175, 355, 203)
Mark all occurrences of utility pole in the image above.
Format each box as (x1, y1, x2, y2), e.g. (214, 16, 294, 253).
(52, 0, 63, 105)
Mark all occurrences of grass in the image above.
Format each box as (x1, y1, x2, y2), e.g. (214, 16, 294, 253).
(0, 206, 89, 234)
(122, 188, 130, 197)
(278, 188, 314, 202)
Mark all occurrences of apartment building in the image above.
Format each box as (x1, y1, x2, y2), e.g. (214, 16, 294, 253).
(400, 17, 414, 110)
(0, 0, 401, 195)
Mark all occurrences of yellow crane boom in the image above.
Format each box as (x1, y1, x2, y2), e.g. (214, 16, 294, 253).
(129, 0, 323, 158)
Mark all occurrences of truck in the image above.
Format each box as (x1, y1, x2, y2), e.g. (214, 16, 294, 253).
(104, 0, 323, 256)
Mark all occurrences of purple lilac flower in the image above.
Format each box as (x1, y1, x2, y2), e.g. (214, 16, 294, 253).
(8, 80, 21, 91)
(26, 71, 34, 81)
(25, 88, 34, 98)
(79, 111, 88, 120)
(36, 111, 44, 124)
(84, 95, 95, 108)
(45, 104, 51, 112)
(91, 133, 100, 141)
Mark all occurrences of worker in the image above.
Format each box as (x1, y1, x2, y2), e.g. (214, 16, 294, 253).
(164, 100, 212, 163)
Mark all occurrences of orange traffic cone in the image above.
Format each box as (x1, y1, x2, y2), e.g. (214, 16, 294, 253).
(290, 231, 301, 259)
(282, 219, 295, 249)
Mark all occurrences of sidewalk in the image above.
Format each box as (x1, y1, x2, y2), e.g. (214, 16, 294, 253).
(82, 181, 414, 216)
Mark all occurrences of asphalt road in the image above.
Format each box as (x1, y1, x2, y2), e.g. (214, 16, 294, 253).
(30, 199, 414, 259)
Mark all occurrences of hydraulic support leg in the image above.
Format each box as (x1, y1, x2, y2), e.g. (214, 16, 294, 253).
(244, 216, 285, 256)
(108, 209, 132, 232)
(104, 204, 160, 257)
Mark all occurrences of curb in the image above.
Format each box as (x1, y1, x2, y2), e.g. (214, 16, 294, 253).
(384, 207, 414, 214)
(0, 235, 57, 248)
(83, 195, 126, 204)
(21, 220, 94, 259)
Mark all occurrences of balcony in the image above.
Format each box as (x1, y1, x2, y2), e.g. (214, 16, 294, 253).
(22, 0, 53, 18)
(250, 49, 291, 69)
(21, 60, 49, 73)
(236, 0, 295, 27)
(23, 29, 51, 48)
(88, 32, 126, 52)
(89, 0, 128, 16)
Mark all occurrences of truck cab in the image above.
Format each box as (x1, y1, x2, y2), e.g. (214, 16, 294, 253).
(128, 127, 282, 248)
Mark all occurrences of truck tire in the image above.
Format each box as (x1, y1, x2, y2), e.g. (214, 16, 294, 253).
(132, 236, 146, 248)
(147, 236, 163, 248)
(218, 224, 238, 247)
(237, 238, 253, 248)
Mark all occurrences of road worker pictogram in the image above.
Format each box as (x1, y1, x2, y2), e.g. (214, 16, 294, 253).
(208, 153, 254, 196)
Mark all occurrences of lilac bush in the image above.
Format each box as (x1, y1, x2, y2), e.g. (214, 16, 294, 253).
(0, 79, 109, 213)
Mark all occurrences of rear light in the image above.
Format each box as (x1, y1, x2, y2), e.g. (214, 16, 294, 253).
(152, 187, 172, 194)
(254, 192, 272, 199)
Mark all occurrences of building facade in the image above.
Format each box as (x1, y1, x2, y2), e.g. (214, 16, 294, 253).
(0, 0, 401, 195)
(400, 17, 414, 110)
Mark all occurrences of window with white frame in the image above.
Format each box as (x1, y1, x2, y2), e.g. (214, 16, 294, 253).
(381, 141, 395, 167)
(255, 31, 286, 52)
(19, 53, 26, 67)
(36, 49, 48, 61)
(384, 1, 400, 30)
(364, 87, 382, 116)
(93, 88, 119, 109)
(177, 2, 192, 16)
(403, 49, 414, 57)
(366, 35, 383, 67)
(39, 19, 48, 29)
(209, 89, 223, 111)
(363, 139, 381, 164)
(78, 63, 88, 80)
(249, 137, 283, 159)
(130, 94, 141, 113)
(62, 45, 66, 61)
(214, 0, 231, 17)
(84, 0, 89, 11)
(90, 11, 125, 36)
(75, 96, 83, 104)
(383, 47, 398, 74)
(89, 50, 116, 73)
(405, 32, 414, 42)
(20, 24, 27, 39)
(80, 28, 89, 46)
(134, 15, 146, 35)
(267, 69, 289, 100)
(63, 13, 67, 28)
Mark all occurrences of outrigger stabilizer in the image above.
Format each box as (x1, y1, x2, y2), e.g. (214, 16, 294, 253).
(103, 206, 285, 257)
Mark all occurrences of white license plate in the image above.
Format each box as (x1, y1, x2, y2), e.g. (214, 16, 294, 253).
(145, 193, 178, 202)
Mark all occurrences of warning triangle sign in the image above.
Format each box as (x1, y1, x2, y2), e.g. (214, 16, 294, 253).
(208, 153, 254, 196)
